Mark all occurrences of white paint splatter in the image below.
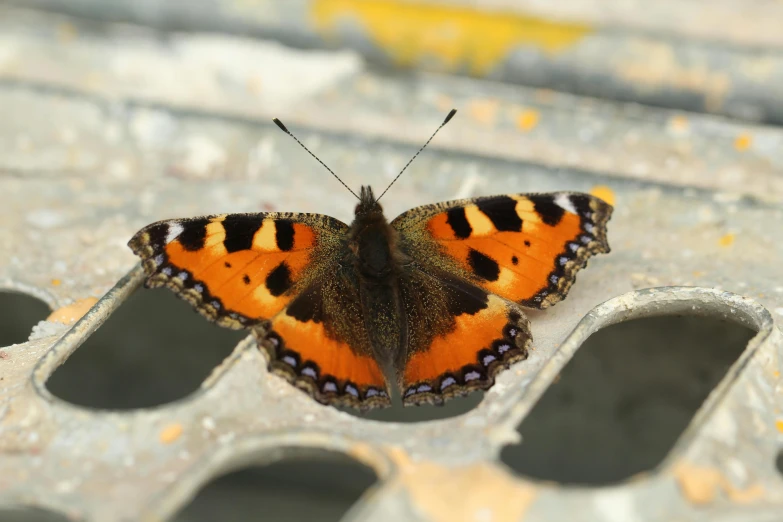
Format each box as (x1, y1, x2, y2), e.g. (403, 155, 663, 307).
(177, 135, 227, 178)
(593, 489, 641, 522)
(26, 209, 64, 229)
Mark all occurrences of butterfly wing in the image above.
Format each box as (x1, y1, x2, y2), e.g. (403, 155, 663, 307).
(254, 274, 392, 410)
(129, 212, 391, 409)
(397, 267, 530, 406)
(392, 193, 612, 308)
(129, 212, 346, 328)
(392, 192, 612, 405)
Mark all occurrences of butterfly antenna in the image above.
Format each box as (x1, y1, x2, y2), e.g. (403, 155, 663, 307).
(272, 118, 360, 200)
(376, 108, 457, 202)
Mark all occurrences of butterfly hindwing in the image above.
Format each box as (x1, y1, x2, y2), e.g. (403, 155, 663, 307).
(254, 269, 392, 409)
(393, 192, 612, 309)
(397, 266, 531, 406)
(128, 212, 347, 328)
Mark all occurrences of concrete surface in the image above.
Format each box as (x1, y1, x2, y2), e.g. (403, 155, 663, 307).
(0, 4, 782, 522)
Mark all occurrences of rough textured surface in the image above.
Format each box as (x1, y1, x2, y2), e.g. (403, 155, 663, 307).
(0, 4, 782, 522)
(7, 0, 783, 123)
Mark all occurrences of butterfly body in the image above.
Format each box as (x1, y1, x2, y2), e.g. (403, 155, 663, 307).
(129, 184, 612, 410)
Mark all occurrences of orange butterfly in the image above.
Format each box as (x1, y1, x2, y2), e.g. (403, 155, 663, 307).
(129, 110, 612, 410)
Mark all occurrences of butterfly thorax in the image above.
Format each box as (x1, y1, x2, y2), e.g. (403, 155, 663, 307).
(348, 186, 400, 282)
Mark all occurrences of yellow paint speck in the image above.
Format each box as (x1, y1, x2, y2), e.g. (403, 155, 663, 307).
(468, 99, 499, 126)
(673, 461, 765, 506)
(51, 279, 62, 286)
(775, 420, 783, 433)
(516, 109, 540, 131)
(387, 447, 537, 522)
(435, 94, 454, 113)
(673, 462, 723, 504)
(47, 297, 98, 325)
(668, 115, 690, 135)
(718, 233, 735, 247)
(159, 423, 183, 444)
(590, 185, 616, 206)
(734, 133, 753, 151)
(311, 0, 592, 75)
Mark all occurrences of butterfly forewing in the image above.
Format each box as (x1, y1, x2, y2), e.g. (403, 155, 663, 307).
(392, 192, 612, 309)
(129, 212, 347, 329)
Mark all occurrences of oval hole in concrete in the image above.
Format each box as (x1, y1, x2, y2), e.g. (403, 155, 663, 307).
(172, 452, 377, 522)
(0, 291, 51, 347)
(501, 314, 754, 485)
(0, 507, 70, 522)
(46, 289, 245, 409)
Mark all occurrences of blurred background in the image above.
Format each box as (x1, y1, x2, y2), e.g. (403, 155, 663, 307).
(1, 0, 782, 520)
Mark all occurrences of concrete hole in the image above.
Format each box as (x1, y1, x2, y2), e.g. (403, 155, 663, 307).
(0, 291, 51, 347)
(0, 507, 70, 522)
(46, 289, 245, 409)
(172, 452, 377, 522)
(501, 314, 754, 485)
(776, 449, 783, 476)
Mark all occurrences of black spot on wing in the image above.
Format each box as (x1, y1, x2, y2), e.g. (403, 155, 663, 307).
(275, 220, 295, 251)
(446, 207, 472, 239)
(144, 223, 169, 248)
(568, 194, 594, 217)
(266, 261, 293, 297)
(178, 218, 210, 251)
(468, 249, 500, 282)
(477, 196, 522, 232)
(441, 275, 488, 316)
(242, 274, 251, 284)
(529, 195, 565, 227)
(512, 256, 519, 265)
(285, 285, 323, 323)
(223, 215, 263, 253)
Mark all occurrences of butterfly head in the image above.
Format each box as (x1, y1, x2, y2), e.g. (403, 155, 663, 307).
(355, 185, 383, 217)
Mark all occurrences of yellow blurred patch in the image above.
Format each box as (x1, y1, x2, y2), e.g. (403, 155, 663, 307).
(734, 133, 753, 152)
(159, 423, 184, 444)
(516, 109, 540, 132)
(668, 115, 690, 135)
(47, 297, 98, 325)
(469, 99, 499, 126)
(312, 0, 592, 75)
(590, 185, 616, 206)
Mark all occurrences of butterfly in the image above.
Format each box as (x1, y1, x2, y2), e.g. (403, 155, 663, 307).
(128, 109, 612, 410)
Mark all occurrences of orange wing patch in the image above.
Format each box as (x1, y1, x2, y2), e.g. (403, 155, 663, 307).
(255, 285, 391, 410)
(400, 282, 531, 406)
(422, 193, 612, 308)
(129, 213, 336, 329)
